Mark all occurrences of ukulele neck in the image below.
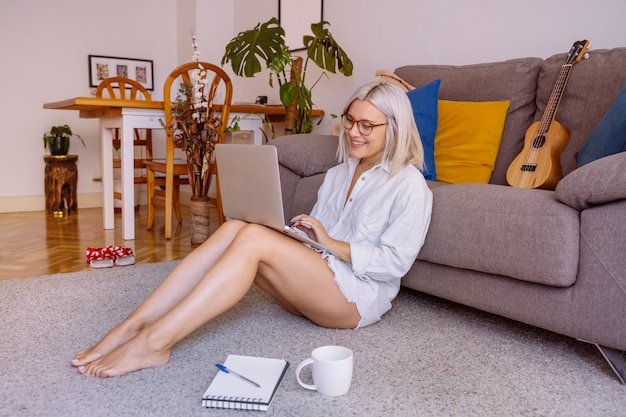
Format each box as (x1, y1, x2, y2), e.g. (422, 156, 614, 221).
(538, 64, 574, 135)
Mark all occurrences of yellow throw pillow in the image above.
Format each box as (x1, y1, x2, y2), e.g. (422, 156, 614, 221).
(434, 99, 510, 184)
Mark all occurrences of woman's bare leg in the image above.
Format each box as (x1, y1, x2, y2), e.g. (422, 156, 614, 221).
(76, 223, 359, 377)
(71, 220, 248, 367)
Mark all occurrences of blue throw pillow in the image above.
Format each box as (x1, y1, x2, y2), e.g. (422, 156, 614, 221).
(576, 85, 626, 167)
(407, 79, 441, 180)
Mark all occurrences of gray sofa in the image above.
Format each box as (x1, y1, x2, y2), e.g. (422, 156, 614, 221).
(269, 47, 626, 383)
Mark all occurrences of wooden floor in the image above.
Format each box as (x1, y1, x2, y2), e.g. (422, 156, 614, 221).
(0, 205, 219, 280)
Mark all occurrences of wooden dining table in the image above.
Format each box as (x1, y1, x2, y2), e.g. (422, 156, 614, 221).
(44, 97, 323, 240)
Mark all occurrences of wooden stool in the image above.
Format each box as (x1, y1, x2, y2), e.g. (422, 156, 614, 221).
(44, 155, 78, 216)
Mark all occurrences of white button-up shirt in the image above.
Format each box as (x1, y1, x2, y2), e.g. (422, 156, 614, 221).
(310, 157, 433, 326)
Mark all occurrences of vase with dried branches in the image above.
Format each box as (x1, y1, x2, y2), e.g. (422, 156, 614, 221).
(164, 34, 227, 243)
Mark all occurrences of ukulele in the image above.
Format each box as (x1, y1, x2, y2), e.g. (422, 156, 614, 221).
(506, 40, 589, 190)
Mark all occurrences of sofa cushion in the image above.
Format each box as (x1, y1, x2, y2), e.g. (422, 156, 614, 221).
(535, 47, 626, 178)
(270, 134, 338, 177)
(555, 151, 626, 211)
(395, 57, 543, 185)
(575, 85, 626, 167)
(434, 100, 509, 184)
(291, 173, 326, 219)
(418, 183, 580, 287)
(406, 79, 441, 181)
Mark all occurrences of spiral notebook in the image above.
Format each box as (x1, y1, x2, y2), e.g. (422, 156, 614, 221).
(201, 355, 289, 411)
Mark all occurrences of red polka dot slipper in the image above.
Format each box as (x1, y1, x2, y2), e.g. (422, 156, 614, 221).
(111, 246, 135, 266)
(86, 246, 114, 268)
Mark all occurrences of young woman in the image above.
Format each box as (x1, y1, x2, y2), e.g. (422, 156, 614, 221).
(71, 82, 433, 377)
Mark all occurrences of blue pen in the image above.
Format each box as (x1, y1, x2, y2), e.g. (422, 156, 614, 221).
(215, 363, 261, 388)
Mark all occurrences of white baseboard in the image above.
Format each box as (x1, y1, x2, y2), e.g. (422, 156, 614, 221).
(1, 191, 192, 213)
(0, 193, 103, 213)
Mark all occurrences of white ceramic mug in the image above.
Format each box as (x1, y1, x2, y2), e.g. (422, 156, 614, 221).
(296, 345, 353, 396)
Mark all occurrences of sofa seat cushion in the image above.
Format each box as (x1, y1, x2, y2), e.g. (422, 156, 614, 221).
(395, 57, 543, 185)
(417, 183, 579, 287)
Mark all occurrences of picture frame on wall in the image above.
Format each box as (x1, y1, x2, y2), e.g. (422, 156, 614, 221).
(278, 0, 324, 52)
(88, 55, 154, 90)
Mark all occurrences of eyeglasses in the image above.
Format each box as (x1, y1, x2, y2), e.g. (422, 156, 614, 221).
(341, 114, 387, 136)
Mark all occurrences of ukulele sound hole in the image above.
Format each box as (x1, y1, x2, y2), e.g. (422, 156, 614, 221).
(532, 135, 546, 149)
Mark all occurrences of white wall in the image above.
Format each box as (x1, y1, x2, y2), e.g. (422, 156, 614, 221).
(1, 0, 625, 212)
(0, 0, 177, 211)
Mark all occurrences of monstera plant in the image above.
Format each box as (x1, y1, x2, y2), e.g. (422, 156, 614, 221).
(222, 17, 353, 134)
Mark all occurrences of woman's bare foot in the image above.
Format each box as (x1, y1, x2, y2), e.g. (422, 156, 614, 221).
(71, 321, 141, 367)
(76, 330, 171, 378)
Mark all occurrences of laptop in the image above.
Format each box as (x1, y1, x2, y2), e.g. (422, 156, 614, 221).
(214, 144, 338, 256)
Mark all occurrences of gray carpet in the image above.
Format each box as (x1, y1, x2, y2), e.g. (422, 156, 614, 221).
(1, 262, 624, 417)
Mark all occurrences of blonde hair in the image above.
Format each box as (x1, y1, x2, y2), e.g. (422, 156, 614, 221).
(337, 82, 424, 176)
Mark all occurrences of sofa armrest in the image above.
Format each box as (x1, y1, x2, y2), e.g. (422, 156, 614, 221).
(269, 134, 339, 177)
(555, 152, 626, 210)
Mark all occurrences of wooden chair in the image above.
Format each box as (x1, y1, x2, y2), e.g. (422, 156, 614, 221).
(144, 62, 233, 239)
(95, 77, 153, 204)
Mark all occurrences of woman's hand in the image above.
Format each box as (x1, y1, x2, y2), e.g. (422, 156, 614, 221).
(289, 215, 352, 263)
(290, 215, 327, 243)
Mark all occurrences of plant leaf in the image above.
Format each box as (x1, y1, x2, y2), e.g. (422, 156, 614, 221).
(267, 48, 291, 74)
(304, 21, 353, 77)
(221, 17, 287, 78)
(279, 83, 297, 107)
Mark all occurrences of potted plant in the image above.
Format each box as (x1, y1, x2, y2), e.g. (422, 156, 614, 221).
(43, 124, 85, 155)
(222, 17, 353, 134)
